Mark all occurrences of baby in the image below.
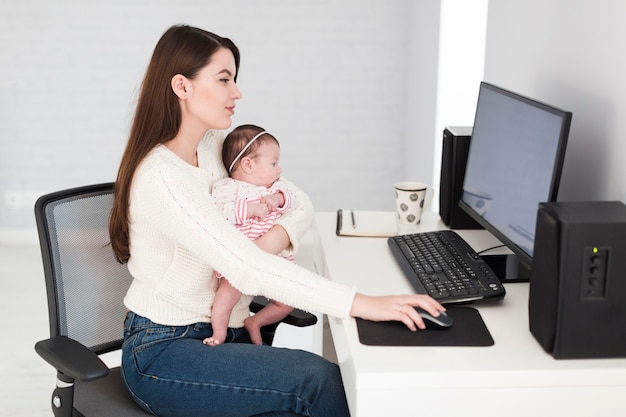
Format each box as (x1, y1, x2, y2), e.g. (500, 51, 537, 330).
(204, 125, 296, 346)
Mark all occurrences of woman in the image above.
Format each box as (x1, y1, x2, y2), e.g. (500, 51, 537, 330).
(109, 24, 445, 417)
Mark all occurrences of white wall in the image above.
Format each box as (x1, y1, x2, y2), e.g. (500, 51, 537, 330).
(404, 2, 441, 190)
(0, 0, 443, 242)
(432, 0, 487, 208)
(484, 0, 626, 203)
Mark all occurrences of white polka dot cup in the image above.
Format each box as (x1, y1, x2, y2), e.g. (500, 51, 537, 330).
(394, 181, 434, 229)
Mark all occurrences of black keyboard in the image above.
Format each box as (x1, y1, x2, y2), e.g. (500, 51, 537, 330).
(388, 230, 505, 304)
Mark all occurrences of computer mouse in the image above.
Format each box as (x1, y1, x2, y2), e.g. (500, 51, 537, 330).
(415, 307, 453, 329)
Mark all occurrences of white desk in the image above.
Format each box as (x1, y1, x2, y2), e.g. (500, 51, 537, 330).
(314, 211, 626, 417)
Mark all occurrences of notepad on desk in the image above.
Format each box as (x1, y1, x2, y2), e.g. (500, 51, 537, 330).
(336, 209, 398, 237)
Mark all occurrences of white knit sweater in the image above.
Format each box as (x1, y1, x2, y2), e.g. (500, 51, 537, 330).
(124, 130, 356, 326)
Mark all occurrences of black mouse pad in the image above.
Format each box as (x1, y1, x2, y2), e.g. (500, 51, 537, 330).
(356, 307, 494, 346)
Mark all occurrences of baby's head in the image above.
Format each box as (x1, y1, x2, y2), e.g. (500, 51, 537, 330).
(223, 125, 282, 186)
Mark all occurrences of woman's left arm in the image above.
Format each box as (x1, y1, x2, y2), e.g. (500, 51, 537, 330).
(254, 224, 291, 255)
(264, 177, 314, 255)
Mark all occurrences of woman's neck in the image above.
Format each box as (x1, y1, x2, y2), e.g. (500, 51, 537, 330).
(165, 134, 201, 167)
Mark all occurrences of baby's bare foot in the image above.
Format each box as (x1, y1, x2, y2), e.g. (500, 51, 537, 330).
(244, 318, 263, 345)
(203, 332, 225, 347)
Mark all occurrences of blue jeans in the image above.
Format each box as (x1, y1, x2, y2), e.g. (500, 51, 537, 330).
(122, 312, 350, 417)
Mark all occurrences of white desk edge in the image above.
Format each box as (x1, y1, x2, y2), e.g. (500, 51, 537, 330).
(313, 211, 626, 417)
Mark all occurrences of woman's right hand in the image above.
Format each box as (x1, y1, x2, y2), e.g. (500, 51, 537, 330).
(349, 293, 446, 331)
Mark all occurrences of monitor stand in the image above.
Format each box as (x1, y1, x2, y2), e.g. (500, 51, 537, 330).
(480, 253, 530, 283)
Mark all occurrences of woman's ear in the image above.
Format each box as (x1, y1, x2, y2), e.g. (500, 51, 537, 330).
(171, 74, 190, 99)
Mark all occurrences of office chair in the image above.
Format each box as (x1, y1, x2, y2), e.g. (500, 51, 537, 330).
(33, 182, 318, 417)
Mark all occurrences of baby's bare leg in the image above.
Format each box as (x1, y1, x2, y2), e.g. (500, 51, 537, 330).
(244, 300, 294, 345)
(204, 278, 241, 347)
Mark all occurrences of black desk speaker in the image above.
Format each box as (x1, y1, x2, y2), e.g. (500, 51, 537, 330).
(529, 201, 626, 359)
(439, 127, 482, 229)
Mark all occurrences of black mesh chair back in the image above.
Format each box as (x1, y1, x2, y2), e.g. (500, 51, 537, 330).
(38, 183, 129, 353)
(35, 183, 151, 416)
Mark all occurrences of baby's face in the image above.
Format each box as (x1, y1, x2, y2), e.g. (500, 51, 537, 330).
(249, 142, 282, 188)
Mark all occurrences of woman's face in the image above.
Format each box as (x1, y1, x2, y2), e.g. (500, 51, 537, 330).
(184, 47, 242, 131)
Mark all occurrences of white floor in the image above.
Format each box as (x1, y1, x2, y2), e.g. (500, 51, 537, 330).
(1, 244, 55, 416)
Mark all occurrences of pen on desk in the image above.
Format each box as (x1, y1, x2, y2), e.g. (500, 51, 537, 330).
(351, 210, 356, 228)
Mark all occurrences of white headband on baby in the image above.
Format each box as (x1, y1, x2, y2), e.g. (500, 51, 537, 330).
(228, 130, 268, 173)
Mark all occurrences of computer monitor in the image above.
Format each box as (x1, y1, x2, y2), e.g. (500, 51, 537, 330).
(459, 82, 572, 281)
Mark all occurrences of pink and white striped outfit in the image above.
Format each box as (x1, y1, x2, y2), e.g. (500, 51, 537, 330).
(212, 177, 295, 261)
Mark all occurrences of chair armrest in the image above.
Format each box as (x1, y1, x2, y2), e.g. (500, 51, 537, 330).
(34, 335, 109, 382)
(251, 296, 318, 327)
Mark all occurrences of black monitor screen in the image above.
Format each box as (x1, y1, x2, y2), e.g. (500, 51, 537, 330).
(459, 82, 571, 270)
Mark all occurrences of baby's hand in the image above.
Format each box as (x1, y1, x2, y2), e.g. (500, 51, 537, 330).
(248, 202, 269, 219)
(261, 192, 285, 212)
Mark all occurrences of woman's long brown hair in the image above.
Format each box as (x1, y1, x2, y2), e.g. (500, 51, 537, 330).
(109, 25, 240, 263)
